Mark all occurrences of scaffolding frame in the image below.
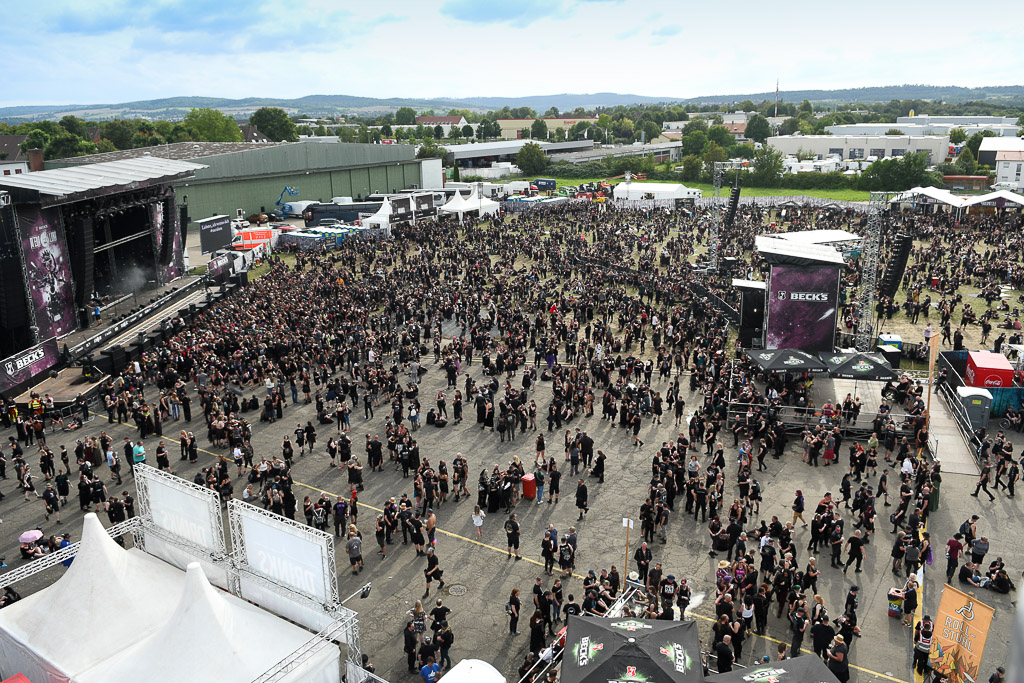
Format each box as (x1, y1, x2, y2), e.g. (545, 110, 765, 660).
(854, 191, 897, 351)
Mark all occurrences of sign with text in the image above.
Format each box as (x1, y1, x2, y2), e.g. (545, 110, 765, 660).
(0, 336, 59, 395)
(19, 206, 76, 339)
(197, 215, 232, 254)
(929, 585, 994, 683)
(766, 265, 841, 352)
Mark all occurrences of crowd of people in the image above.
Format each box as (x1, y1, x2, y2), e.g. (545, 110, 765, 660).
(1, 196, 1022, 683)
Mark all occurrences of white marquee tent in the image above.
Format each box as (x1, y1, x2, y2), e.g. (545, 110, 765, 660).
(0, 514, 182, 683)
(0, 515, 341, 683)
(465, 187, 501, 217)
(439, 190, 471, 219)
(963, 189, 1024, 208)
(612, 182, 699, 201)
(891, 186, 968, 208)
(442, 659, 506, 683)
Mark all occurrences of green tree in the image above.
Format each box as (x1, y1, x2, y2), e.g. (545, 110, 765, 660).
(956, 146, 977, 175)
(432, 124, 443, 139)
(965, 130, 996, 158)
(183, 108, 242, 142)
(101, 119, 138, 149)
(531, 119, 548, 140)
(395, 107, 416, 125)
(745, 114, 771, 144)
(681, 119, 707, 135)
(948, 128, 968, 144)
(381, 123, 393, 138)
(799, 99, 813, 115)
(703, 142, 727, 169)
(296, 125, 313, 137)
(59, 115, 89, 139)
(415, 140, 448, 160)
(476, 123, 488, 140)
(641, 120, 662, 143)
(678, 155, 703, 182)
(450, 126, 463, 140)
(20, 129, 50, 154)
(338, 127, 356, 143)
(515, 142, 548, 175)
(461, 124, 472, 138)
(553, 128, 566, 142)
(249, 107, 297, 142)
(778, 117, 803, 136)
(707, 125, 733, 148)
(44, 131, 96, 159)
(95, 139, 117, 153)
(751, 146, 784, 187)
(315, 125, 328, 136)
(543, 107, 560, 118)
(731, 142, 756, 159)
(680, 131, 707, 157)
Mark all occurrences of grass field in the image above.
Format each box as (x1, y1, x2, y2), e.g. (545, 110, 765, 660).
(502, 175, 870, 202)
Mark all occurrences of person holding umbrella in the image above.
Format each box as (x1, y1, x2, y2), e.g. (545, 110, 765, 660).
(19, 529, 45, 559)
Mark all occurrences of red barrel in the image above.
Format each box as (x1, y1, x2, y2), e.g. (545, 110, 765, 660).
(521, 473, 536, 500)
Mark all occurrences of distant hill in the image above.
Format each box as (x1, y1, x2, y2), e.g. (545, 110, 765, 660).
(2, 85, 1022, 122)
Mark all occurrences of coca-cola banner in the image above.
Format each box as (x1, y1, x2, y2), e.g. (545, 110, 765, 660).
(20, 206, 77, 339)
(0, 337, 59, 396)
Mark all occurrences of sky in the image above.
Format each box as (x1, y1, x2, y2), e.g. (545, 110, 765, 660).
(3, 0, 1021, 107)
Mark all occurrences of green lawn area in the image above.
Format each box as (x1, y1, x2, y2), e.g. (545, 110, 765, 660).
(503, 175, 870, 202)
(249, 252, 296, 280)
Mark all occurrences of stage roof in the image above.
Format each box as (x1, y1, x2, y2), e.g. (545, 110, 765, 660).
(775, 229, 862, 245)
(0, 157, 207, 206)
(731, 278, 767, 290)
(754, 235, 847, 266)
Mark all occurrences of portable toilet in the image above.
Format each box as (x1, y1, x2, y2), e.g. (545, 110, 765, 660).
(877, 333, 903, 350)
(956, 386, 993, 431)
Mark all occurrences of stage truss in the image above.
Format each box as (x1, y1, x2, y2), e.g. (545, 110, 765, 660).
(854, 191, 897, 351)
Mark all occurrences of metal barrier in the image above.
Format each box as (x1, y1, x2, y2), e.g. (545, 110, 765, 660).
(726, 402, 921, 438)
(937, 382, 983, 465)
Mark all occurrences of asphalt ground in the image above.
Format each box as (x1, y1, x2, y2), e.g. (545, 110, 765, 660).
(0, 351, 1018, 683)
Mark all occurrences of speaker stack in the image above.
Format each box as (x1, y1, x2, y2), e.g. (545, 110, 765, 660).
(724, 185, 742, 228)
(879, 233, 914, 300)
(160, 196, 176, 265)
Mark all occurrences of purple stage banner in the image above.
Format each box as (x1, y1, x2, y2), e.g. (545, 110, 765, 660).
(21, 206, 77, 339)
(766, 265, 841, 352)
(0, 337, 60, 395)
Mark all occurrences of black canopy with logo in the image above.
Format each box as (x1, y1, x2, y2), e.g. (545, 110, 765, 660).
(706, 655, 839, 683)
(816, 351, 897, 381)
(560, 615, 705, 683)
(747, 349, 828, 374)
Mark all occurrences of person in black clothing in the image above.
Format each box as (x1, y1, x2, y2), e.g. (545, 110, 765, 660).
(843, 530, 866, 573)
(714, 635, 734, 673)
(811, 616, 836, 660)
(404, 622, 419, 672)
(505, 514, 521, 560)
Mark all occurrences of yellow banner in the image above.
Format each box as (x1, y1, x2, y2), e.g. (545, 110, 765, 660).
(929, 585, 995, 682)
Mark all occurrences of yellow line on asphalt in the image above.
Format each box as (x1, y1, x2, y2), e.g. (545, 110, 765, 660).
(193, 444, 911, 683)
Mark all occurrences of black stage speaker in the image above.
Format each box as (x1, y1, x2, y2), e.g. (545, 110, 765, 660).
(738, 288, 766, 349)
(179, 205, 190, 244)
(69, 214, 94, 315)
(160, 196, 176, 265)
(879, 233, 913, 300)
(724, 185, 742, 228)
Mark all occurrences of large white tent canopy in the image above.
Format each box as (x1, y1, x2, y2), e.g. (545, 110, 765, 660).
(439, 190, 470, 219)
(465, 187, 500, 217)
(891, 186, 968, 208)
(612, 182, 695, 201)
(0, 515, 341, 683)
(963, 189, 1024, 207)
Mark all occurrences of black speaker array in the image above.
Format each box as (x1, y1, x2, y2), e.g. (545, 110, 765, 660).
(68, 214, 94, 318)
(0, 204, 30, 333)
(160, 196, 176, 265)
(179, 205, 190, 244)
(879, 233, 914, 300)
(724, 186, 741, 228)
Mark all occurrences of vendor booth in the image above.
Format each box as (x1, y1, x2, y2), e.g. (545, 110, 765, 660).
(966, 351, 1015, 388)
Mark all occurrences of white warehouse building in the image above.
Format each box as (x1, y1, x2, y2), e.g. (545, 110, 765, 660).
(825, 122, 1019, 137)
(767, 134, 950, 164)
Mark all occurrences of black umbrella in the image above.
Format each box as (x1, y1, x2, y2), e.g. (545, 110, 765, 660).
(816, 351, 897, 381)
(706, 655, 839, 683)
(560, 615, 704, 683)
(747, 349, 828, 374)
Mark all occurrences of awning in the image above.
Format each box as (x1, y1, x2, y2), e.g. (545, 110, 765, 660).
(707, 655, 839, 683)
(561, 616, 704, 683)
(747, 348, 828, 374)
(817, 351, 897, 381)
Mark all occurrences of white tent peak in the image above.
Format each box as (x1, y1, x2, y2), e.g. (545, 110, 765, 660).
(158, 563, 235, 645)
(66, 512, 129, 582)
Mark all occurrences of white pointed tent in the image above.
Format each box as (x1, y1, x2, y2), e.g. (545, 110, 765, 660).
(439, 190, 470, 220)
(443, 659, 506, 683)
(963, 189, 1024, 208)
(0, 514, 182, 683)
(465, 187, 500, 217)
(362, 197, 393, 237)
(78, 563, 340, 683)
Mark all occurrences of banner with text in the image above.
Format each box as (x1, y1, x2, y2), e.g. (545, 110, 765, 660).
(929, 585, 994, 683)
(766, 265, 841, 352)
(0, 337, 60, 395)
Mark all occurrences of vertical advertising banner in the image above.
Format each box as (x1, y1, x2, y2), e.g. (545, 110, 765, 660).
(766, 265, 840, 352)
(929, 586, 994, 683)
(20, 206, 76, 339)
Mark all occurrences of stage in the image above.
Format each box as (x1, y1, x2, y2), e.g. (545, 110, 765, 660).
(16, 366, 107, 409)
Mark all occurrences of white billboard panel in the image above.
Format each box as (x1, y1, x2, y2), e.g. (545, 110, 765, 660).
(135, 464, 225, 553)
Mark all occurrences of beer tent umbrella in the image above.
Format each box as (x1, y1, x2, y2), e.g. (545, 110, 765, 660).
(747, 349, 828, 374)
(706, 655, 839, 683)
(560, 615, 705, 683)
(817, 351, 897, 382)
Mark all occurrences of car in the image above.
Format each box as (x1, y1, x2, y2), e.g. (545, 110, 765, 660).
(267, 210, 285, 221)
(230, 218, 250, 230)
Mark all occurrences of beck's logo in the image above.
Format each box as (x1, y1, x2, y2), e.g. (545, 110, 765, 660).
(4, 346, 47, 375)
(778, 291, 829, 302)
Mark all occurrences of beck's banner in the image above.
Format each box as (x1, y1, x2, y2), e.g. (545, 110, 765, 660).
(929, 585, 994, 683)
(20, 207, 77, 340)
(0, 337, 60, 395)
(766, 265, 840, 352)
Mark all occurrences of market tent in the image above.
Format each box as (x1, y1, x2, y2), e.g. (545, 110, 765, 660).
(963, 190, 1024, 208)
(465, 187, 501, 217)
(439, 191, 470, 219)
(0, 514, 183, 683)
(706, 655, 838, 683)
(747, 348, 828, 374)
(442, 659, 506, 683)
(612, 182, 696, 201)
(817, 351, 897, 381)
(560, 615, 704, 683)
(891, 186, 967, 209)
(77, 562, 340, 683)
(362, 198, 393, 236)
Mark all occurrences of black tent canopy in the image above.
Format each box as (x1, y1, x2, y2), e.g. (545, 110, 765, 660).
(817, 351, 897, 381)
(747, 348, 828, 374)
(706, 655, 839, 682)
(560, 616, 705, 683)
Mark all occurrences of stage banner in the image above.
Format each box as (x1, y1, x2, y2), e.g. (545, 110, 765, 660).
(153, 198, 185, 283)
(0, 337, 59, 395)
(766, 265, 840, 352)
(929, 585, 994, 683)
(197, 215, 231, 255)
(20, 206, 76, 339)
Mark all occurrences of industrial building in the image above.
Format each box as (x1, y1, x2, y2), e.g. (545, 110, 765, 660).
(825, 122, 1019, 137)
(444, 139, 593, 169)
(496, 117, 597, 139)
(978, 136, 1024, 168)
(48, 140, 441, 264)
(767, 134, 950, 164)
(895, 115, 1018, 127)
(549, 141, 683, 165)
